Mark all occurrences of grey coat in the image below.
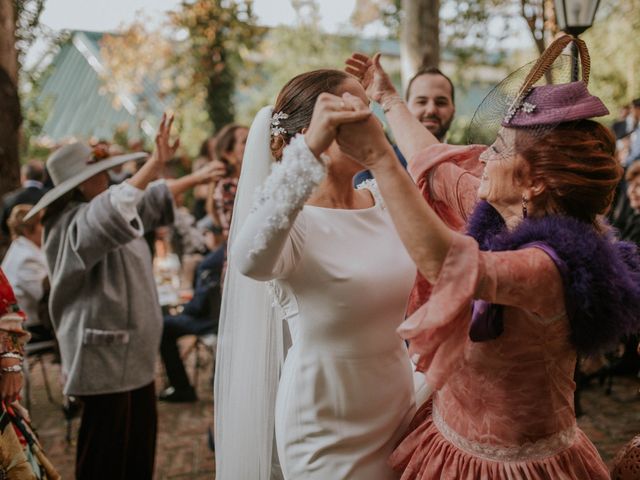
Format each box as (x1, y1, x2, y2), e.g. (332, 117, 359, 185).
(43, 182, 174, 395)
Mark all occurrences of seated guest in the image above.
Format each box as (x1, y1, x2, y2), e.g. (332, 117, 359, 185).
(1, 204, 51, 342)
(159, 235, 224, 402)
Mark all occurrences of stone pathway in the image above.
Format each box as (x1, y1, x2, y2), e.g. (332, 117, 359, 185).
(25, 343, 640, 478)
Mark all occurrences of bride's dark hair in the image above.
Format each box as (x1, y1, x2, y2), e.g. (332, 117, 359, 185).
(270, 69, 350, 160)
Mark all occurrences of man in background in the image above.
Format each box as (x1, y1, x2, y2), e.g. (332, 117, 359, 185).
(354, 67, 456, 185)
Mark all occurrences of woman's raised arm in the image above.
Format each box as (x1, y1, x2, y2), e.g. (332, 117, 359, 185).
(337, 92, 454, 282)
(345, 52, 439, 163)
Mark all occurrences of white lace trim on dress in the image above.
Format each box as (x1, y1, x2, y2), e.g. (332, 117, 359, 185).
(432, 402, 577, 462)
(356, 178, 385, 209)
(249, 134, 326, 259)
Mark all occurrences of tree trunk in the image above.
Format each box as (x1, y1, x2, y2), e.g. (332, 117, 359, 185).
(400, 0, 440, 87)
(0, 0, 21, 199)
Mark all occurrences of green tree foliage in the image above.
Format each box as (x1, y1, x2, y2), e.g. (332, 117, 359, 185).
(13, 0, 45, 69)
(169, 0, 265, 132)
(351, 0, 557, 71)
(583, 0, 640, 112)
(98, 21, 213, 156)
(235, 0, 358, 124)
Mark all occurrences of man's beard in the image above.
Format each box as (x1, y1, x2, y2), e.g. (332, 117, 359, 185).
(422, 116, 454, 142)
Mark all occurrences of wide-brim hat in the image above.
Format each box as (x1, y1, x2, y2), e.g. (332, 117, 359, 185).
(25, 142, 147, 221)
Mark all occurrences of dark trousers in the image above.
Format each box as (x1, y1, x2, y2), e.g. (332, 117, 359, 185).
(76, 382, 157, 480)
(160, 313, 214, 390)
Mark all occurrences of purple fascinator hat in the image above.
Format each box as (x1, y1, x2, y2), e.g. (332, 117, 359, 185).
(467, 35, 608, 145)
(502, 81, 609, 128)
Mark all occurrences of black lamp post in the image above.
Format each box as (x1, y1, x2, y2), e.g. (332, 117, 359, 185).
(553, 0, 601, 81)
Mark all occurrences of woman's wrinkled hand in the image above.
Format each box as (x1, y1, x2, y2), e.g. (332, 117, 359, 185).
(345, 52, 398, 104)
(0, 358, 22, 404)
(336, 92, 396, 170)
(304, 92, 372, 159)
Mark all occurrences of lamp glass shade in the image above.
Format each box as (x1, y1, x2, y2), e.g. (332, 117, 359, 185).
(554, 0, 599, 33)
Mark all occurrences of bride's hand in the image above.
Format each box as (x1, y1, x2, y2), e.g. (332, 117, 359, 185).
(304, 93, 372, 159)
(336, 92, 396, 170)
(345, 52, 398, 104)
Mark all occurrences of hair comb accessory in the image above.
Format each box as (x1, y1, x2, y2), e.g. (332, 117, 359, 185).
(270, 111, 289, 138)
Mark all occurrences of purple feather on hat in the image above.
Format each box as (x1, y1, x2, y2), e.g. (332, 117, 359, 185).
(502, 81, 609, 128)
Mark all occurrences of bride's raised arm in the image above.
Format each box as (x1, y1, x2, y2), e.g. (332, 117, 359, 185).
(337, 92, 454, 283)
(233, 93, 371, 281)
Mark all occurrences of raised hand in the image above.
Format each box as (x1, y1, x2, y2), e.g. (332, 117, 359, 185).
(345, 52, 398, 104)
(304, 92, 372, 159)
(127, 112, 181, 191)
(336, 92, 396, 170)
(154, 113, 180, 165)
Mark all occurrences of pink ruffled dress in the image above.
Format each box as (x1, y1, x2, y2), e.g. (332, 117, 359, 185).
(389, 144, 610, 479)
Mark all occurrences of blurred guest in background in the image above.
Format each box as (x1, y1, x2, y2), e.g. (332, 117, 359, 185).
(206, 124, 248, 238)
(159, 227, 223, 403)
(624, 99, 640, 166)
(192, 136, 217, 221)
(1, 204, 51, 343)
(1, 160, 47, 239)
(612, 104, 632, 141)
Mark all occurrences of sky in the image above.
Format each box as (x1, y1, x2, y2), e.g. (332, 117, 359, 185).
(39, 0, 362, 34)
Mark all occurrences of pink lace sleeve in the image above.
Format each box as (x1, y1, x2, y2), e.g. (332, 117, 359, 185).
(398, 234, 480, 390)
(477, 247, 565, 318)
(408, 143, 486, 232)
(398, 237, 565, 391)
(406, 144, 485, 317)
(430, 163, 480, 223)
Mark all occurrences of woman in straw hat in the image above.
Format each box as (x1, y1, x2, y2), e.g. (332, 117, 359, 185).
(334, 35, 640, 479)
(27, 115, 226, 480)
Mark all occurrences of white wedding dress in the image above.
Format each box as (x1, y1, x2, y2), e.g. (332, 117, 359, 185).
(233, 135, 417, 479)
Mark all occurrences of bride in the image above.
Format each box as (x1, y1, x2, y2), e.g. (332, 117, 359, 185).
(214, 69, 417, 479)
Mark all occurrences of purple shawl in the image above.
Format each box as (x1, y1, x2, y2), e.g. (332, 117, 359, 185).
(467, 200, 640, 355)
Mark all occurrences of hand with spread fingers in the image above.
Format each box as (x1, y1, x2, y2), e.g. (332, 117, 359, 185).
(304, 92, 372, 159)
(336, 92, 396, 170)
(345, 52, 398, 104)
(153, 113, 181, 166)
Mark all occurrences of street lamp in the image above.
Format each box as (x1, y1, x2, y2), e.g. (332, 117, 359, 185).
(554, 0, 600, 36)
(553, 0, 600, 80)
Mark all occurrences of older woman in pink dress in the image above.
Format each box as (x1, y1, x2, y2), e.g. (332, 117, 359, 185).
(333, 35, 640, 479)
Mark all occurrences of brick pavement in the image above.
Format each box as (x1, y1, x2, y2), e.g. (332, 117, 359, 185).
(25, 344, 640, 479)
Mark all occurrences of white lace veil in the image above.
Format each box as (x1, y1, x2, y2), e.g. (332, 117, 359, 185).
(214, 106, 285, 479)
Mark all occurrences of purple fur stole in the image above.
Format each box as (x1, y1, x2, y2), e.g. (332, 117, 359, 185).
(466, 200, 640, 355)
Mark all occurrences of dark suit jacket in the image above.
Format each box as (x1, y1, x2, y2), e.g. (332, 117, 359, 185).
(182, 245, 224, 320)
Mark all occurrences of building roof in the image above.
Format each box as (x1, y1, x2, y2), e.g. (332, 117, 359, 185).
(38, 30, 167, 143)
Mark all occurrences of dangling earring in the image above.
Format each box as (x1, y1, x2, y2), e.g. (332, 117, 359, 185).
(522, 195, 528, 218)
